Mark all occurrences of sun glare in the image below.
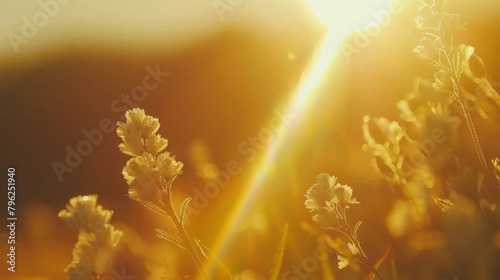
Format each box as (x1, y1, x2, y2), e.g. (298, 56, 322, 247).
(310, 0, 395, 37)
(6, 0, 500, 278)
(202, 0, 394, 278)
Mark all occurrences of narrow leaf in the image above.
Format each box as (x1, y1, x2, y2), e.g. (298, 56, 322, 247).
(193, 237, 209, 260)
(353, 221, 363, 239)
(194, 237, 234, 279)
(374, 245, 391, 270)
(477, 173, 484, 194)
(133, 197, 169, 217)
(390, 254, 398, 280)
(179, 197, 193, 225)
(270, 223, 289, 280)
(155, 228, 185, 250)
(319, 244, 336, 280)
(434, 196, 453, 212)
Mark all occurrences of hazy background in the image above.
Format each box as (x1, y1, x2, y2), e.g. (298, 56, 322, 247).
(1, 0, 500, 279)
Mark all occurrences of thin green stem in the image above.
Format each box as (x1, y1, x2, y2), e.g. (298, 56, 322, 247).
(434, 15, 500, 203)
(162, 193, 211, 280)
(170, 209, 211, 280)
(335, 205, 384, 280)
(459, 100, 500, 203)
(368, 264, 386, 280)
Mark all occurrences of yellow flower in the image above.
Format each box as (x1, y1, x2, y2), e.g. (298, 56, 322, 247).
(337, 255, 350, 269)
(65, 231, 121, 280)
(347, 243, 359, 255)
(312, 208, 337, 229)
(59, 195, 115, 233)
(305, 174, 360, 228)
(66, 232, 95, 280)
(117, 108, 185, 202)
(332, 183, 359, 207)
(117, 108, 166, 156)
(305, 173, 337, 212)
(156, 152, 184, 180)
(60, 196, 122, 280)
(145, 134, 168, 156)
(122, 153, 163, 202)
(305, 173, 359, 210)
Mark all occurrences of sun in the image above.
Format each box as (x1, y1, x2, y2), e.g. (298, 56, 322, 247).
(309, 0, 399, 38)
(201, 1, 397, 278)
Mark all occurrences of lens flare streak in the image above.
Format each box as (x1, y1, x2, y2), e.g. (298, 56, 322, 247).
(202, 29, 345, 279)
(202, 1, 392, 277)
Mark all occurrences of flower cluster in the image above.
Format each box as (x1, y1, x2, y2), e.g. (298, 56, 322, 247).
(117, 108, 184, 202)
(116, 108, 213, 279)
(414, 0, 471, 99)
(356, 2, 500, 278)
(364, 0, 500, 212)
(414, 0, 500, 122)
(305, 173, 359, 228)
(362, 116, 408, 186)
(59, 195, 122, 280)
(305, 174, 368, 271)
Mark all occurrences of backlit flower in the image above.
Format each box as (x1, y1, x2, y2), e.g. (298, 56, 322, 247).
(305, 173, 360, 228)
(117, 108, 165, 156)
(117, 108, 185, 202)
(59, 195, 114, 233)
(122, 153, 163, 201)
(60, 196, 122, 280)
(347, 243, 359, 255)
(305, 173, 337, 212)
(337, 255, 350, 269)
(156, 152, 184, 181)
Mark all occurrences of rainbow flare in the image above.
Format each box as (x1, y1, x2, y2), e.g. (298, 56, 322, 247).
(200, 0, 393, 277)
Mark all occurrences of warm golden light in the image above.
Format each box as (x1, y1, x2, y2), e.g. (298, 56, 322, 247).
(4, 0, 500, 279)
(202, 0, 394, 278)
(309, 0, 396, 36)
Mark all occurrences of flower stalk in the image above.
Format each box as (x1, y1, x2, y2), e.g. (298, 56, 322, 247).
(161, 180, 211, 280)
(414, 0, 500, 203)
(305, 173, 384, 279)
(116, 108, 211, 279)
